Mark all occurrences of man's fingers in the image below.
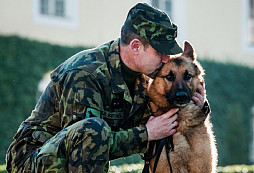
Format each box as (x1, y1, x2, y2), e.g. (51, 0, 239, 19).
(147, 115, 155, 122)
(170, 120, 178, 129)
(167, 121, 178, 136)
(192, 84, 206, 108)
(193, 92, 203, 101)
(197, 84, 205, 97)
(168, 128, 177, 136)
(192, 95, 202, 108)
(169, 114, 178, 124)
(163, 108, 179, 119)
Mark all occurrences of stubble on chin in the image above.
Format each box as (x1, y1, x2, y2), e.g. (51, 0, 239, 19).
(147, 63, 164, 79)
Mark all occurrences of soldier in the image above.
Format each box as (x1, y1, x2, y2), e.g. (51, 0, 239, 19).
(6, 3, 208, 173)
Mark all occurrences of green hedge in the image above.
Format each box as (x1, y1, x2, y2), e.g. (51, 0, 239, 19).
(201, 60, 254, 166)
(0, 35, 253, 166)
(0, 35, 85, 165)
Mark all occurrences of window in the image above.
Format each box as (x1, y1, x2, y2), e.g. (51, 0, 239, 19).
(40, 0, 49, 15)
(242, 0, 254, 53)
(40, 0, 65, 17)
(146, 0, 186, 44)
(55, 0, 65, 16)
(248, 0, 254, 45)
(151, 0, 173, 19)
(152, 0, 159, 8)
(33, 0, 79, 29)
(165, 0, 173, 18)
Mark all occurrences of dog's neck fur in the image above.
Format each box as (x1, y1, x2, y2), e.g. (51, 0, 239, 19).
(149, 100, 207, 135)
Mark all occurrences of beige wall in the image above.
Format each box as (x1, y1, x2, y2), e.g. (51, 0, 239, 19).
(0, 0, 140, 47)
(0, 0, 253, 67)
(185, 0, 254, 67)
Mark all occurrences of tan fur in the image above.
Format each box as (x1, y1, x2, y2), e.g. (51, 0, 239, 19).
(147, 41, 218, 173)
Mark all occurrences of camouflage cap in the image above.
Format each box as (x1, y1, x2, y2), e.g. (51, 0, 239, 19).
(124, 3, 183, 55)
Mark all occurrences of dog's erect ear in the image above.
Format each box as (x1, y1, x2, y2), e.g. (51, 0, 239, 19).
(182, 41, 196, 61)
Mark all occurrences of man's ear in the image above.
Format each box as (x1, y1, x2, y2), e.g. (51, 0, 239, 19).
(130, 39, 141, 55)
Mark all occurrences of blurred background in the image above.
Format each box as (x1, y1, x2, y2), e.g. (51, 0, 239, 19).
(0, 0, 253, 171)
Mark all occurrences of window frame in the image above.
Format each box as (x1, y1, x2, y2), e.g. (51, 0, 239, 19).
(32, 0, 79, 29)
(242, 0, 254, 54)
(144, 0, 186, 45)
(151, 0, 173, 19)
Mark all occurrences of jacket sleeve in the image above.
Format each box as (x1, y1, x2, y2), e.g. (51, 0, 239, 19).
(54, 69, 103, 128)
(109, 126, 148, 160)
(55, 69, 148, 158)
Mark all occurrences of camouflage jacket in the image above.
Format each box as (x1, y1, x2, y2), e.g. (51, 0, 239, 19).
(7, 39, 150, 167)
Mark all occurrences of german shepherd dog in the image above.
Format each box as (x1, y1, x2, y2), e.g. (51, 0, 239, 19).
(147, 41, 217, 173)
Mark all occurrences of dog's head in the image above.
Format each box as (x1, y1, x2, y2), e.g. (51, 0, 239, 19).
(148, 41, 205, 109)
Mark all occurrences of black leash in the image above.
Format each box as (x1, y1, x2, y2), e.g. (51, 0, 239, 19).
(142, 140, 157, 173)
(166, 136, 174, 173)
(142, 136, 174, 173)
(152, 138, 166, 173)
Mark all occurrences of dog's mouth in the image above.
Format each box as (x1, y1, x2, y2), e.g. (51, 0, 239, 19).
(167, 91, 191, 107)
(173, 102, 189, 107)
(173, 100, 191, 107)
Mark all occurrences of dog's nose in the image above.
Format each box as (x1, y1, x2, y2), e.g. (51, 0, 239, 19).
(175, 91, 189, 104)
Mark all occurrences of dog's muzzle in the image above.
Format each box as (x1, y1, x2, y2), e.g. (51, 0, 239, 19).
(173, 91, 191, 106)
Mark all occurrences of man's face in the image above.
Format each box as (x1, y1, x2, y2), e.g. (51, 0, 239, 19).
(137, 44, 170, 78)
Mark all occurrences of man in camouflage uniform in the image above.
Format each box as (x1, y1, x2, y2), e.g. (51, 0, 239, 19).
(6, 3, 209, 173)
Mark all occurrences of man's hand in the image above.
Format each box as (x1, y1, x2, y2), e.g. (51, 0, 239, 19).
(146, 108, 178, 141)
(192, 84, 206, 108)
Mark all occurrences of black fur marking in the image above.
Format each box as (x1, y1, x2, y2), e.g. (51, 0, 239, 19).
(193, 64, 199, 76)
(174, 58, 183, 66)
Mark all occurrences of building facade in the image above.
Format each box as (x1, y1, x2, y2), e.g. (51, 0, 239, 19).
(0, 0, 253, 67)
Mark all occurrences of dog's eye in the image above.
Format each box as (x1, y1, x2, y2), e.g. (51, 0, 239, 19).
(183, 71, 192, 81)
(165, 71, 175, 81)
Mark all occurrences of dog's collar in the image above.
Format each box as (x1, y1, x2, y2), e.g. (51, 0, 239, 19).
(202, 101, 210, 115)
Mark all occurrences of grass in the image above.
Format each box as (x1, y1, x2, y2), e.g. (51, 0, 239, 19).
(1, 163, 253, 173)
(109, 163, 144, 173)
(0, 165, 6, 173)
(217, 164, 254, 173)
(108, 164, 254, 173)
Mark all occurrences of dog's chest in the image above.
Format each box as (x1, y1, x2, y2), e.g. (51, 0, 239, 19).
(176, 104, 201, 134)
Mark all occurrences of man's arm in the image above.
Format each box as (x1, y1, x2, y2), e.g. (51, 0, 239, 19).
(58, 70, 150, 159)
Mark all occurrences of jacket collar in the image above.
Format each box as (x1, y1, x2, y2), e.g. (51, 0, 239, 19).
(108, 39, 149, 103)
(107, 39, 132, 103)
